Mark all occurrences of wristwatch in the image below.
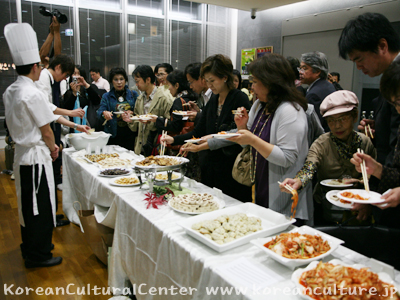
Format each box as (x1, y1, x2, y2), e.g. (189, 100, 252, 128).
(74, 123, 78, 130)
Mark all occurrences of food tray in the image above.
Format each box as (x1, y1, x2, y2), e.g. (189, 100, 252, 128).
(177, 202, 295, 253)
(251, 226, 344, 270)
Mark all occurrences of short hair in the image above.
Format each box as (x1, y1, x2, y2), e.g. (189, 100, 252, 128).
(339, 13, 400, 60)
(301, 51, 329, 80)
(330, 71, 340, 82)
(132, 65, 155, 84)
(201, 54, 235, 90)
(48, 54, 75, 76)
(89, 67, 101, 74)
(108, 67, 128, 83)
(184, 62, 202, 80)
(248, 53, 307, 113)
(233, 69, 242, 89)
(380, 60, 400, 102)
(286, 56, 300, 80)
(154, 63, 162, 74)
(166, 70, 191, 94)
(16, 63, 37, 76)
(158, 63, 173, 74)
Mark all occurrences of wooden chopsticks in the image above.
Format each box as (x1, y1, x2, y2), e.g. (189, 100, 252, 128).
(357, 148, 370, 192)
(177, 143, 190, 157)
(365, 124, 374, 138)
(278, 181, 295, 193)
(160, 130, 166, 156)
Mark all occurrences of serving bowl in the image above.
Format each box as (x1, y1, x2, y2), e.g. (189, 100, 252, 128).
(65, 131, 111, 151)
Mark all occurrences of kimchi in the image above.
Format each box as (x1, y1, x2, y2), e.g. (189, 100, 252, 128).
(264, 232, 330, 259)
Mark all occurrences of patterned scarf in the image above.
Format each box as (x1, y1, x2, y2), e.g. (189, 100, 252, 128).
(330, 131, 362, 160)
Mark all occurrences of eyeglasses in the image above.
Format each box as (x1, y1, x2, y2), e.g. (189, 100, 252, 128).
(187, 80, 194, 85)
(156, 73, 167, 78)
(297, 67, 306, 73)
(326, 114, 352, 126)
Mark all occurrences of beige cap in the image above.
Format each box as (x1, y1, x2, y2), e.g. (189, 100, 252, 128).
(320, 90, 359, 118)
(4, 23, 40, 66)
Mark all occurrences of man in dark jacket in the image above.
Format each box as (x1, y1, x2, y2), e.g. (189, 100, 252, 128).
(299, 51, 336, 132)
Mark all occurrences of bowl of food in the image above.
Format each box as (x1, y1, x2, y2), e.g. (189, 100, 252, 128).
(251, 226, 344, 269)
(65, 131, 111, 151)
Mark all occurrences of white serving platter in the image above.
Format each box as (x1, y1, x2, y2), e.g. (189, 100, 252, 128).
(177, 202, 295, 253)
(325, 190, 353, 209)
(251, 226, 344, 270)
(292, 259, 399, 300)
(338, 189, 384, 204)
(154, 171, 182, 182)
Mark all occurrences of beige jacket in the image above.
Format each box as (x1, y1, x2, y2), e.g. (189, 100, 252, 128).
(129, 87, 173, 154)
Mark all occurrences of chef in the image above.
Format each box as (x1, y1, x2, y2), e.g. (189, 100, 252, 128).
(3, 23, 62, 268)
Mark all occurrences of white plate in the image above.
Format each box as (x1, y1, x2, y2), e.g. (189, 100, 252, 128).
(211, 133, 241, 139)
(109, 176, 140, 187)
(184, 138, 203, 144)
(320, 179, 353, 188)
(178, 203, 295, 253)
(169, 195, 225, 215)
(98, 168, 133, 178)
(154, 171, 182, 182)
(113, 111, 124, 115)
(337, 189, 384, 204)
(172, 111, 189, 116)
(251, 226, 344, 270)
(326, 190, 353, 209)
(292, 259, 399, 300)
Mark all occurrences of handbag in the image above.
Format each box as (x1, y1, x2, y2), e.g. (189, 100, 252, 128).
(232, 105, 270, 187)
(232, 145, 253, 186)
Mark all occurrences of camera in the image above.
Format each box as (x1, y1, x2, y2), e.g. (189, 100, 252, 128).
(251, 8, 257, 20)
(39, 6, 68, 24)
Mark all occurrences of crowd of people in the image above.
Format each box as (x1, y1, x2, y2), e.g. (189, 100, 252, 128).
(3, 11, 400, 269)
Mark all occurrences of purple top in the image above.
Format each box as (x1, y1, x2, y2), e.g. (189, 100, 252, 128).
(250, 106, 274, 208)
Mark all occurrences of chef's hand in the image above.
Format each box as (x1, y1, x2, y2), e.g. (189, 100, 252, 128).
(160, 134, 174, 145)
(122, 111, 133, 123)
(375, 187, 400, 209)
(77, 125, 90, 134)
(227, 129, 253, 145)
(70, 108, 85, 118)
(51, 144, 59, 161)
(103, 111, 113, 121)
(358, 119, 375, 138)
(234, 107, 249, 130)
(351, 203, 371, 221)
(279, 178, 302, 194)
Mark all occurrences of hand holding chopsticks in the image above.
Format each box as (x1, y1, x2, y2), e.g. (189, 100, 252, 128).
(278, 181, 296, 194)
(364, 124, 374, 138)
(357, 148, 370, 192)
(160, 130, 167, 156)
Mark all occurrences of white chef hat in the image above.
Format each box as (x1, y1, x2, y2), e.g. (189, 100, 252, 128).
(4, 23, 40, 66)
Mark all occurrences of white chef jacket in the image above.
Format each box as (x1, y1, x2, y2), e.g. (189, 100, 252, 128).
(3, 75, 60, 227)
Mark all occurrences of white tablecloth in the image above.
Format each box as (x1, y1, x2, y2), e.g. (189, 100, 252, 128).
(62, 149, 400, 299)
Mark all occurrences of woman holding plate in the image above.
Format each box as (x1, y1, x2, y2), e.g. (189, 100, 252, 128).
(281, 90, 376, 225)
(97, 67, 138, 150)
(161, 54, 252, 202)
(200, 54, 312, 224)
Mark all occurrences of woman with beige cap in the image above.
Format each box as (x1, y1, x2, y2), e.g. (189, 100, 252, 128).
(280, 90, 376, 225)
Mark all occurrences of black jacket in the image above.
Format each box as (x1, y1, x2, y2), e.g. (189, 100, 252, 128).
(306, 79, 336, 132)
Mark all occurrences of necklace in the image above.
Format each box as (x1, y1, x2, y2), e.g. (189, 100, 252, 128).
(250, 108, 271, 183)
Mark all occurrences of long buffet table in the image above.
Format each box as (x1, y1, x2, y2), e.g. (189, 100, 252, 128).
(62, 147, 400, 299)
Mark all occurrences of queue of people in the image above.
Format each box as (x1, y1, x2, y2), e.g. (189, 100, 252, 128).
(3, 11, 400, 271)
